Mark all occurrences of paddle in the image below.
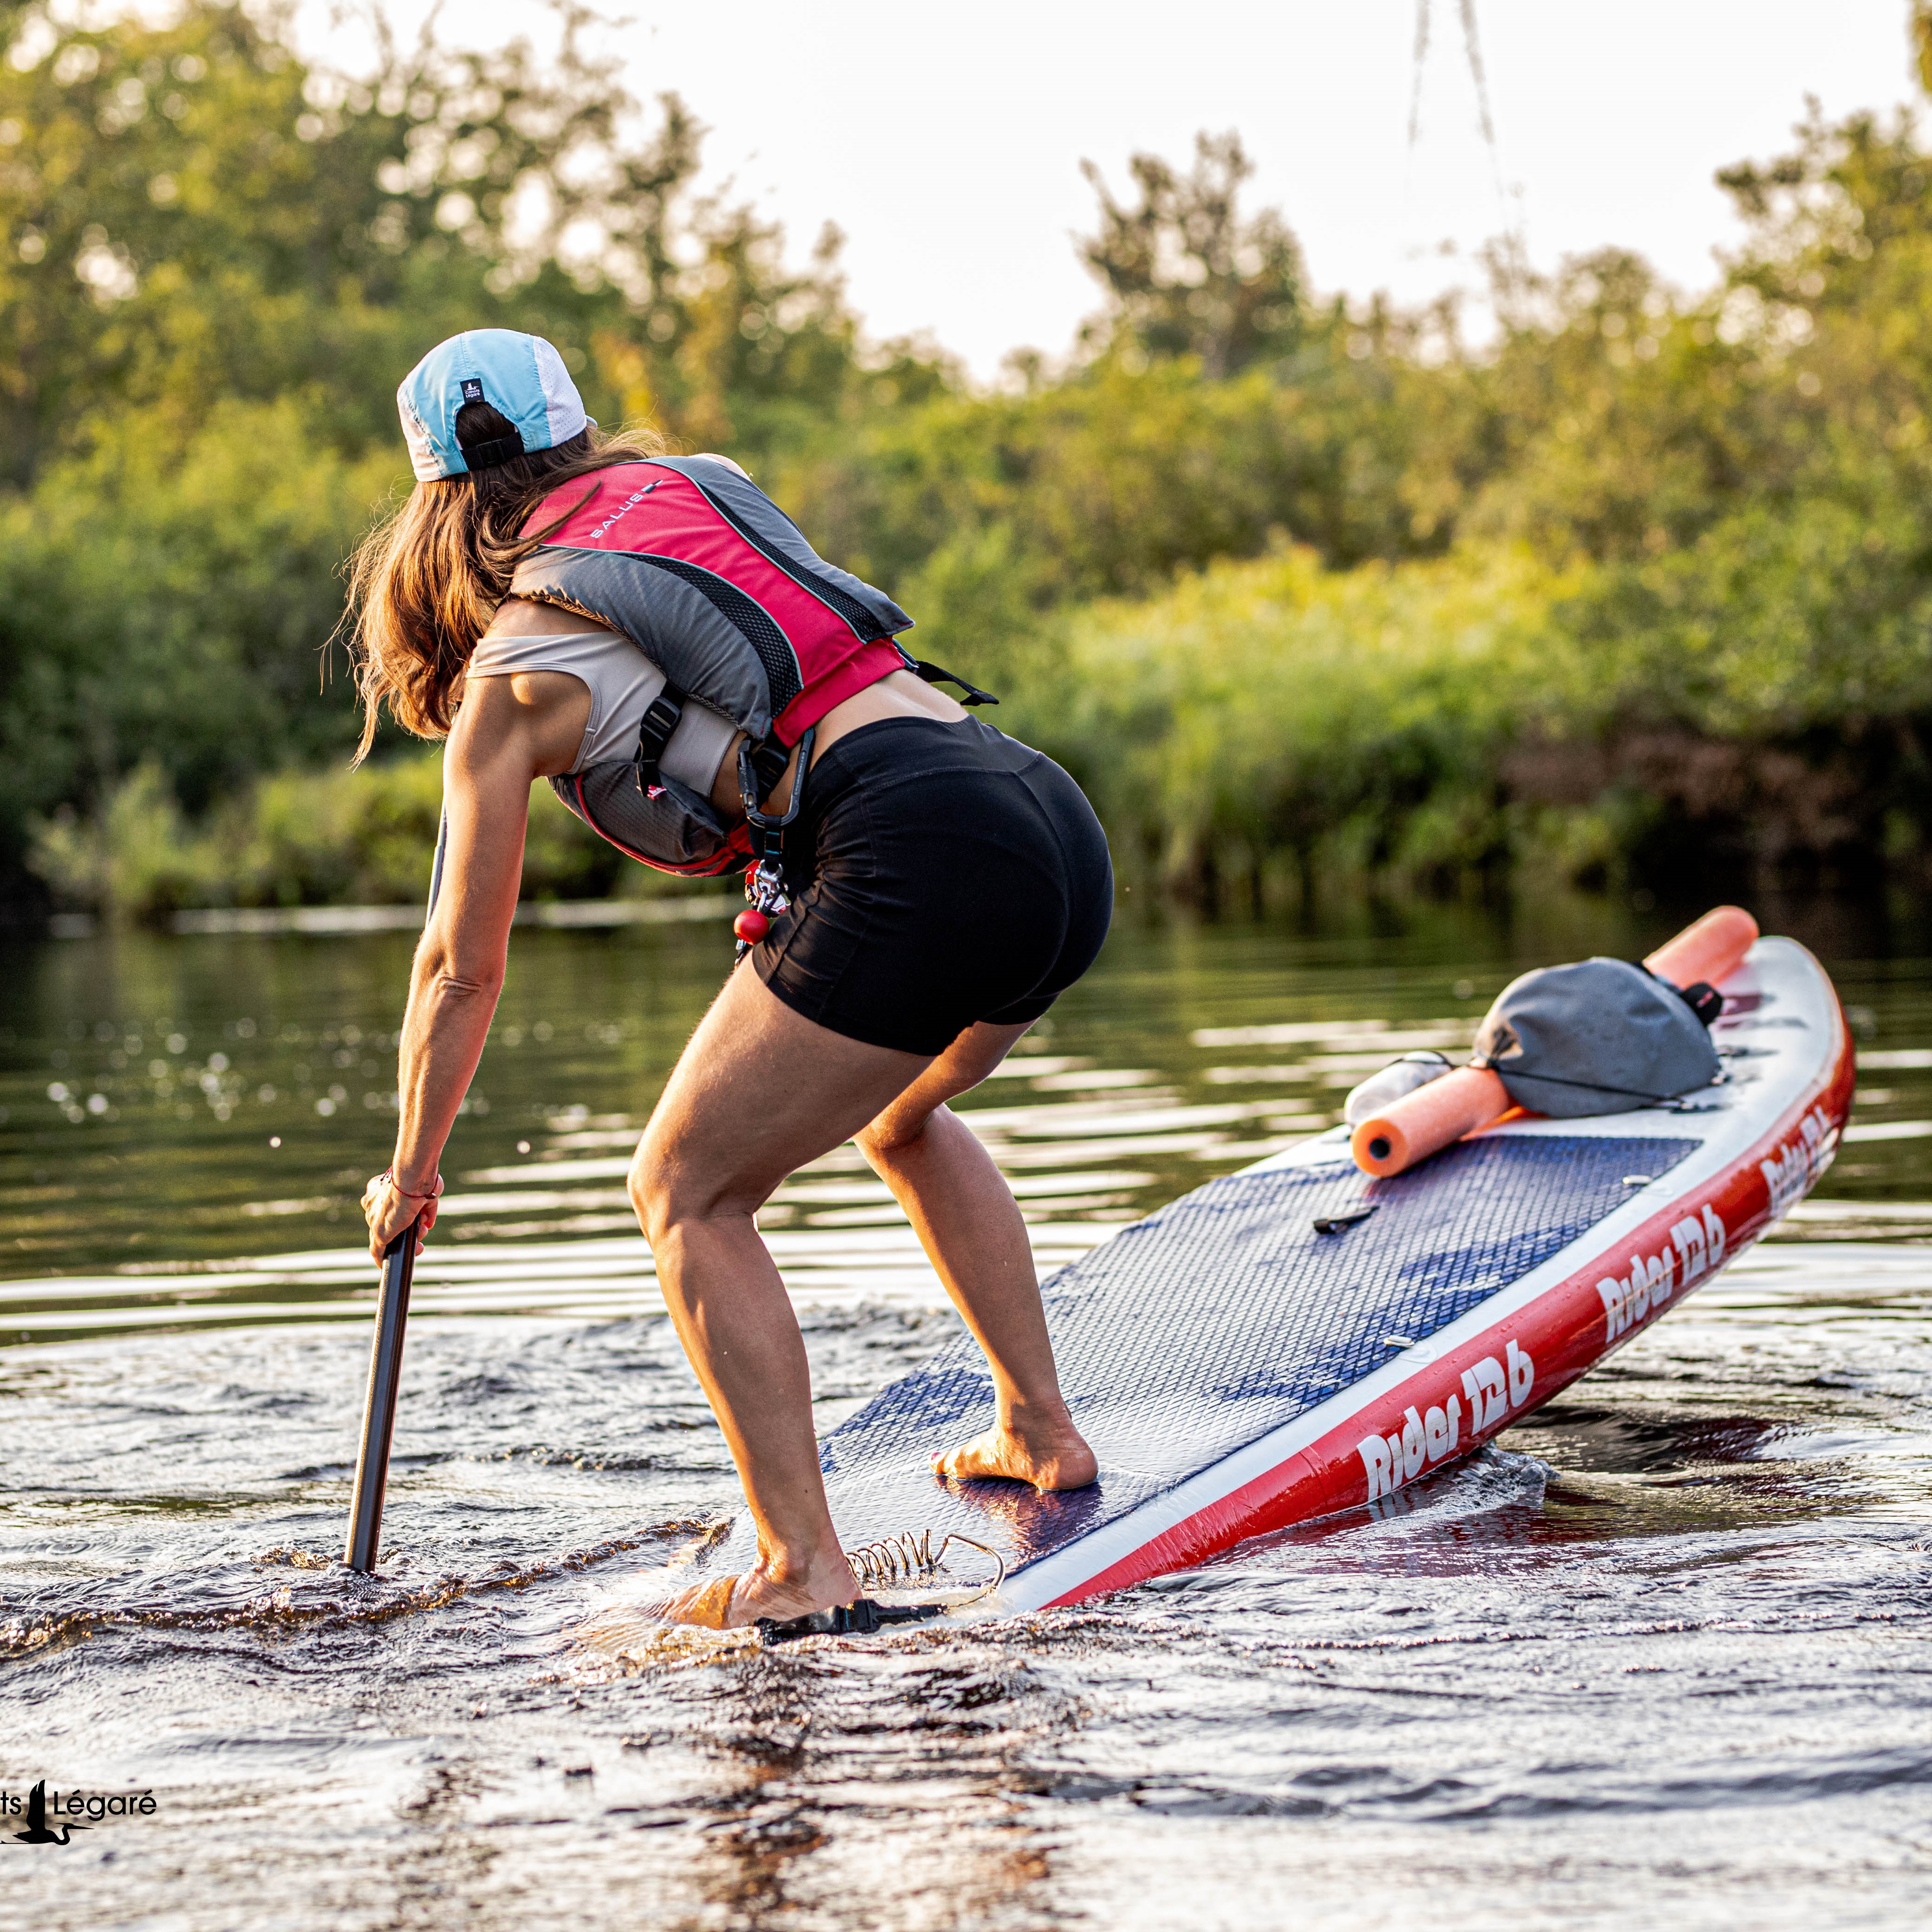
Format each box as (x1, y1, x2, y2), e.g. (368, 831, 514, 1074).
(343, 803, 449, 1573)
(344, 1215, 420, 1571)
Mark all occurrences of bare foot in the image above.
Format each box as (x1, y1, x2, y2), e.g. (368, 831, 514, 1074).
(932, 1415, 1098, 1491)
(649, 1551, 861, 1631)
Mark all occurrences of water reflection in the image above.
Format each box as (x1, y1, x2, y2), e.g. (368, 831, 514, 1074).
(8, 908, 1932, 1337)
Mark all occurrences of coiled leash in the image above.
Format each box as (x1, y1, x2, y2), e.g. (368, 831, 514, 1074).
(754, 1531, 1008, 1647)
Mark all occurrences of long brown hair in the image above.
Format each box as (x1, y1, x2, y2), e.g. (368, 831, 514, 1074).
(344, 400, 666, 762)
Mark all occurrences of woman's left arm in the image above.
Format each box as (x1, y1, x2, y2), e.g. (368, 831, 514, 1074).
(361, 676, 556, 1262)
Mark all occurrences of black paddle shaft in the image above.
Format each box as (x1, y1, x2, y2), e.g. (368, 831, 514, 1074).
(344, 803, 449, 1573)
(344, 1216, 420, 1572)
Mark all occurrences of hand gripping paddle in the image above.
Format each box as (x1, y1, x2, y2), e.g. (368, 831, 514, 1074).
(343, 803, 449, 1573)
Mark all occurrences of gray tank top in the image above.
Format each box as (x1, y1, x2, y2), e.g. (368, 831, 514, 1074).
(464, 630, 738, 794)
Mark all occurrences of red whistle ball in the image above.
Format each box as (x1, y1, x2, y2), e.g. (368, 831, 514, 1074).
(734, 908, 770, 945)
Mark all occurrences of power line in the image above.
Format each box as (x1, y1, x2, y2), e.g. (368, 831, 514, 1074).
(1457, 0, 1509, 222)
(1407, 0, 1526, 308)
(1407, 0, 1431, 154)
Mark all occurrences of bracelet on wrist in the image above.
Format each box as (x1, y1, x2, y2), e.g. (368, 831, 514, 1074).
(383, 1168, 444, 1202)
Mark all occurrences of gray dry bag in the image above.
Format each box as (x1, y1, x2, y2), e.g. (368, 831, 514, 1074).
(1470, 957, 1722, 1118)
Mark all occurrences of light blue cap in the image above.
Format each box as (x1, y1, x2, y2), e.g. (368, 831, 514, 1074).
(396, 328, 591, 480)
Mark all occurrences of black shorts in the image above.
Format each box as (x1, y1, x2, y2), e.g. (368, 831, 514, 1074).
(751, 716, 1114, 1055)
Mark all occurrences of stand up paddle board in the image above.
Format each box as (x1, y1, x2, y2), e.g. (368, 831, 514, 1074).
(696, 936, 1852, 1616)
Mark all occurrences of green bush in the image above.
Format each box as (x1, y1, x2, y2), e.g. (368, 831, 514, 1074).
(1008, 543, 1580, 904)
(28, 748, 643, 920)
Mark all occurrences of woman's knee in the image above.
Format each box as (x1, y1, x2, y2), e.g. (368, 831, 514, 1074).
(861, 1025, 1026, 1162)
(627, 1149, 672, 1243)
(630, 1144, 714, 1244)
(856, 1088, 950, 1162)
(629, 1133, 767, 1246)
(855, 1115, 915, 1170)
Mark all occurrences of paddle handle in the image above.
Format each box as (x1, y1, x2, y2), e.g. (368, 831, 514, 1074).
(344, 1217, 419, 1572)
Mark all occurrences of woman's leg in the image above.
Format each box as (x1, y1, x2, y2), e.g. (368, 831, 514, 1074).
(628, 964, 933, 1627)
(855, 1023, 1097, 1489)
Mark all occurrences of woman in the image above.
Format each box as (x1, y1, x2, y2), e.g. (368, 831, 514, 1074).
(353, 330, 1112, 1630)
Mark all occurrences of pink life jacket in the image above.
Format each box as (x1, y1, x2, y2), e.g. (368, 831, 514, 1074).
(511, 457, 979, 877)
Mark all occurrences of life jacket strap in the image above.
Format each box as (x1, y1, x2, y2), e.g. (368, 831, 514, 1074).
(631, 688, 686, 794)
(747, 735, 793, 800)
(909, 659, 999, 706)
(734, 725, 818, 962)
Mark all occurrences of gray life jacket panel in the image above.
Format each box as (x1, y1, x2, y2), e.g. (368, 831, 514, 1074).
(509, 455, 916, 876)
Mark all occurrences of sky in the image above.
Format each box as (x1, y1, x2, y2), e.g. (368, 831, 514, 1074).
(304, 0, 1921, 378)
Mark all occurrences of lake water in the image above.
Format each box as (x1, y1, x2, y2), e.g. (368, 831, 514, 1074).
(3, 896, 1929, 1929)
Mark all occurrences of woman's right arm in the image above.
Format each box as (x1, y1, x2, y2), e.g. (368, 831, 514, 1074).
(361, 671, 579, 1262)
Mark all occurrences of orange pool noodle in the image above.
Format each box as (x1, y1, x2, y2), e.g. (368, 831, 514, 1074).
(1643, 904, 1759, 992)
(1351, 1066, 1510, 1178)
(1349, 904, 1760, 1177)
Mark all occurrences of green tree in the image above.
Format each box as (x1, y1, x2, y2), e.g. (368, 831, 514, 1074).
(1078, 131, 1305, 378)
(0, 1, 902, 909)
(0, 2, 695, 482)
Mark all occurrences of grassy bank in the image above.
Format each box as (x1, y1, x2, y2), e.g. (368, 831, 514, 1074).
(33, 519, 1932, 923)
(1014, 544, 1584, 908)
(1017, 524, 1932, 912)
(28, 751, 645, 919)
(33, 542, 1576, 922)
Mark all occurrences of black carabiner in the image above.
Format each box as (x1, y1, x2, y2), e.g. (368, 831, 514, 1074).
(735, 726, 816, 960)
(736, 724, 816, 861)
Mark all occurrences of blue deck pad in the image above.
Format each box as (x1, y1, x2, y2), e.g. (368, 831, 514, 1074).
(803, 1135, 1706, 1580)
(720, 1135, 1698, 1586)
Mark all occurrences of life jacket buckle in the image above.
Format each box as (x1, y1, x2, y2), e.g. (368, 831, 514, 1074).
(632, 689, 686, 794)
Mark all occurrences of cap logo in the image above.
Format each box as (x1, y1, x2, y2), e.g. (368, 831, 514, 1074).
(460, 378, 483, 402)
